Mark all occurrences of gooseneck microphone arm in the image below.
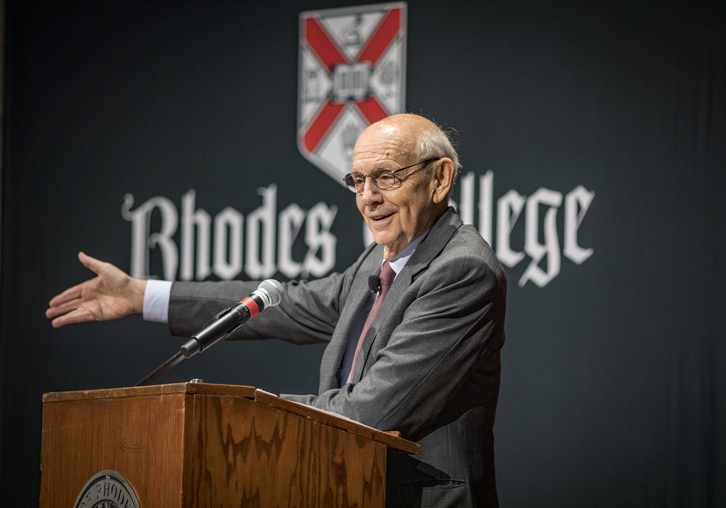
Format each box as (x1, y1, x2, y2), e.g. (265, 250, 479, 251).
(136, 280, 284, 386)
(135, 350, 186, 387)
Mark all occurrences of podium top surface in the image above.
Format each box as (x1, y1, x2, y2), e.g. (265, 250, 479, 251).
(43, 383, 419, 454)
(42, 382, 255, 402)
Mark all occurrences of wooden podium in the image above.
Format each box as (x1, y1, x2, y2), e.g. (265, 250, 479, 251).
(40, 382, 418, 507)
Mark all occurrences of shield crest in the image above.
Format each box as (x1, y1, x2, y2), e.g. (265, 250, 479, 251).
(298, 3, 407, 185)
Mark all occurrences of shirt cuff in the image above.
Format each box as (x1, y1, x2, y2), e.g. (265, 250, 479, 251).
(143, 280, 173, 323)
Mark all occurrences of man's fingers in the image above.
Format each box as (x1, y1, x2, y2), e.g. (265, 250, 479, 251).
(48, 283, 85, 307)
(51, 308, 93, 328)
(47, 254, 139, 326)
(46, 298, 84, 319)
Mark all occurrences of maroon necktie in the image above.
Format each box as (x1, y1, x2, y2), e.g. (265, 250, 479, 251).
(347, 261, 396, 383)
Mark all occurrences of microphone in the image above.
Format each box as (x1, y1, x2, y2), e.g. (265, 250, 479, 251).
(180, 280, 284, 358)
(368, 275, 381, 294)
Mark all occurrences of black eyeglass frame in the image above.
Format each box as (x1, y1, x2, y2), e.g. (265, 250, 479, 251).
(343, 157, 441, 193)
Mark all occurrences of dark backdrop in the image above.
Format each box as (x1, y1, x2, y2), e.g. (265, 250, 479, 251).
(1, 1, 724, 506)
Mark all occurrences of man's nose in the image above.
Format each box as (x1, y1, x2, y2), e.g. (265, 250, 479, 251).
(358, 177, 382, 205)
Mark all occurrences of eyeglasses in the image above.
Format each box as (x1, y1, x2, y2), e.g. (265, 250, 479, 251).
(343, 158, 440, 193)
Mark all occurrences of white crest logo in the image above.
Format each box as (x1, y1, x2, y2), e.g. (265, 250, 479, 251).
(298, 2, 407, 184)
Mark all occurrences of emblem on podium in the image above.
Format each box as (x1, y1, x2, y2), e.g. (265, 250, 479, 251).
(73, 470, 141, 508)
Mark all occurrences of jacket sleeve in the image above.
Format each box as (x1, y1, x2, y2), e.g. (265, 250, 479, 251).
(167, 245, 375, 344)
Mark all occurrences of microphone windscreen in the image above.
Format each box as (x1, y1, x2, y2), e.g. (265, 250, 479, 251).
(258, 279, 284, 306)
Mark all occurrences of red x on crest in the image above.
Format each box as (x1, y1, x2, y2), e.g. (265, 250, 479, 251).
(300, 7, 404, 154)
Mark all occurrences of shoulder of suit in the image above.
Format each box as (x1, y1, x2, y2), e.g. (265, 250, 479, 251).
(441, 223, 507, 282)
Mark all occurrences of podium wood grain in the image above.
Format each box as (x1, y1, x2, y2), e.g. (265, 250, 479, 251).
(41, 391, 189, 507)
(188, 394, 386, 507)
(39, 383, 403, 507)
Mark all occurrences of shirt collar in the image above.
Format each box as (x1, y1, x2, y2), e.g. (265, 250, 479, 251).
(384, 229, 432, 277)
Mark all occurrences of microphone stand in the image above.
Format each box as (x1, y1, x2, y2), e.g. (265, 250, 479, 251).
(136, 351, 186, 386)
(135, 301, 251, 386)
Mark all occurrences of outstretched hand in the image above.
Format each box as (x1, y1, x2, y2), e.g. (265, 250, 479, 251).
(46, 252, 147, 328)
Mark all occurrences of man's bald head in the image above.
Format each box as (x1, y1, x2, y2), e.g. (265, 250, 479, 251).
(354, 114, 460, 177)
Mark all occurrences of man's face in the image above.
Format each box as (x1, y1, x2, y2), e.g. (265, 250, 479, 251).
(352, 120, 440, 261)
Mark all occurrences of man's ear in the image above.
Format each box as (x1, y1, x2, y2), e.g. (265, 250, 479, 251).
(430, 158, 456, 204)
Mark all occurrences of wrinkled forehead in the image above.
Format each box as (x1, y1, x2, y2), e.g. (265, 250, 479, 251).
(351, 123, 417, 172)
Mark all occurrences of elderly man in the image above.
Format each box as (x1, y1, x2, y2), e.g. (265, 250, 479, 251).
(47, 114, 507, 507)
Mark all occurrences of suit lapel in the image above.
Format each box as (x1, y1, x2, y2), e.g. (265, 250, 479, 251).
(351, 208, 463, 382)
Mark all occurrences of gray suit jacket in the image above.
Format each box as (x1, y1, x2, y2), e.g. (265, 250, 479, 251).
(169, 208, 506, 507)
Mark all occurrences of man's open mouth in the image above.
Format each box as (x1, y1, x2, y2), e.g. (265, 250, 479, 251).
(370, 213, 394, 222)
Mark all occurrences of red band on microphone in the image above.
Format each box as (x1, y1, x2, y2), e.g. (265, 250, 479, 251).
(240, 297, 259, 317)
